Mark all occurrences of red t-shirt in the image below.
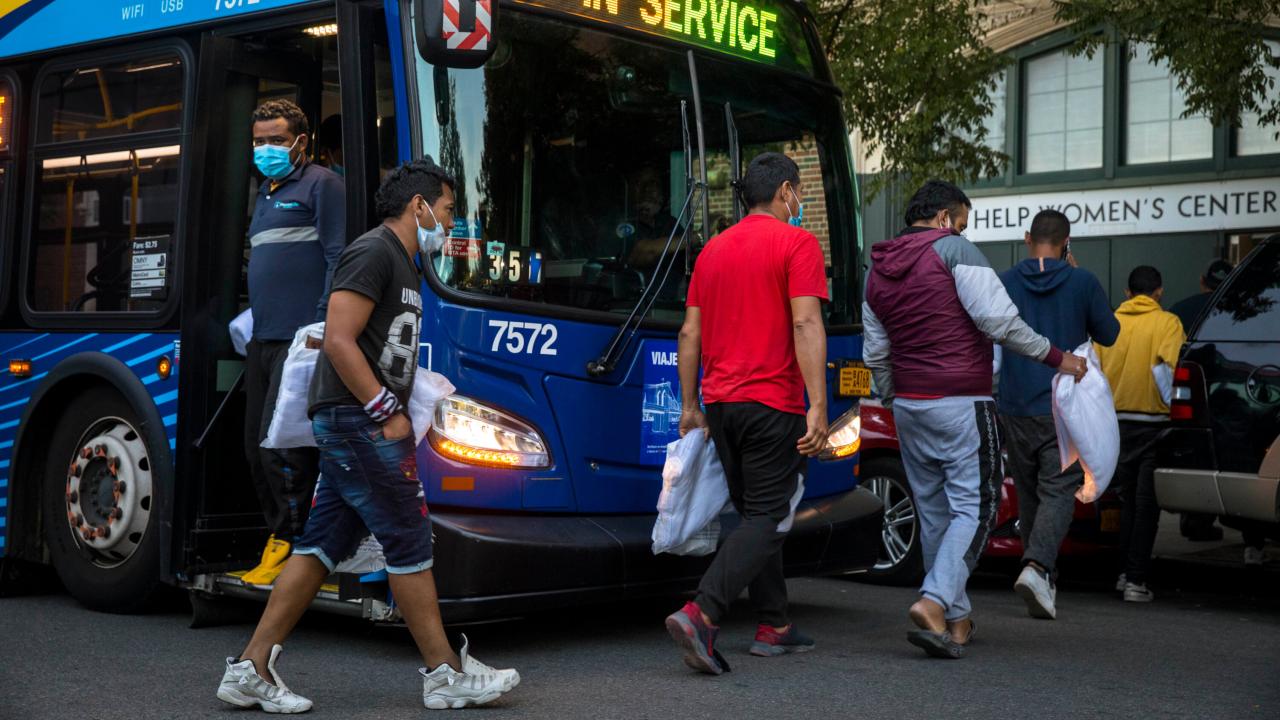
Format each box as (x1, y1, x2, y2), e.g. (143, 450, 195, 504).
(686, 214, 828, 415)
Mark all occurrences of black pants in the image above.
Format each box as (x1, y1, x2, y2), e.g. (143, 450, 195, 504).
(1115, 421, 1165, 584)
(1002, 415, 1083, 576)
(695, 402, 805, 627)
(244, 339, 320, 541)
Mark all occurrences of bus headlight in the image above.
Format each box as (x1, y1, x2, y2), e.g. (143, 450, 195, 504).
(428, 396, 551, 469)
(819, 406, 861, 461)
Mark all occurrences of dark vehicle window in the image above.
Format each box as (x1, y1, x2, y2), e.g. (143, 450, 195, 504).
(1197, 241, 1280, 342)
(37, 55, 184, 143)
(28, 54, 185, 313)
(0, 77, 12, 301)
(413, 11, 855, 325)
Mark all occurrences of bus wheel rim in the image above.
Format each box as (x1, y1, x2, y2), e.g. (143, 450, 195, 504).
(64, 417, 153, 569)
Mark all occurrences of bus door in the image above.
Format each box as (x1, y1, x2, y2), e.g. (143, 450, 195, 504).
(177, 25, 337, 574)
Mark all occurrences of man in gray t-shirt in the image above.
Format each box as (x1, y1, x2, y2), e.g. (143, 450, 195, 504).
(217, 158, 520, 712)
(307, 222, 423, 415)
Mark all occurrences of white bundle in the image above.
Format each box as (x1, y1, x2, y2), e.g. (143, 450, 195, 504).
(1051, 342, 1120, 503)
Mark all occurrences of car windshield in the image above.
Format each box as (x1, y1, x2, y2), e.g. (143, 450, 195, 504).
(412, 10, 858, 325)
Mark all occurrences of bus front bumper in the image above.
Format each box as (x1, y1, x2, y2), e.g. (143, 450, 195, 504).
(430, 486, 883, 622)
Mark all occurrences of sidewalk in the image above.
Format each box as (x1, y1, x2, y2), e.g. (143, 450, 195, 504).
(1152, 511, 1277, 575)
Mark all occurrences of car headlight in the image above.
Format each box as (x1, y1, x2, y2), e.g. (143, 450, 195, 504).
(819, 405, 861, 461)
(428, 395, 551, 469)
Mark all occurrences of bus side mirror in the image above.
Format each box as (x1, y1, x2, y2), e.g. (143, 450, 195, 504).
(415, 0, 498, 69)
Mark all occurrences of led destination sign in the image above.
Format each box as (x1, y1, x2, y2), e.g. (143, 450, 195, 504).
(513, 0, 814, 72)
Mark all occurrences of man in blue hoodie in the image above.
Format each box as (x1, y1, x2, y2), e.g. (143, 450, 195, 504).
(999, 209, 1120, 620)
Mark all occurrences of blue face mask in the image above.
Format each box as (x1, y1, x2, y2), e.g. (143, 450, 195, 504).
(417, 201, 447, 256)
(253, 136, 300, 180)
(787, 187, 805, 228)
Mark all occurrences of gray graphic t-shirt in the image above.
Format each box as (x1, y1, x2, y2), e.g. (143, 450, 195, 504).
(308, 225, 422, 415)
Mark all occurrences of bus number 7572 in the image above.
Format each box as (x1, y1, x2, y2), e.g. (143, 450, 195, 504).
(489, 319, 558, 356)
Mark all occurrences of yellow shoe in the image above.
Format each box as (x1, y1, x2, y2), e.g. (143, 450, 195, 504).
(241, 536, 292, 586)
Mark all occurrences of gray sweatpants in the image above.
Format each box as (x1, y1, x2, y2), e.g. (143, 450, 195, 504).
(1002, 414, 1083, 575)
(893, 396, 1002, 622)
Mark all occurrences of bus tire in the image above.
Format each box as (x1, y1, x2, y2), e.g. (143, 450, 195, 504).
(40, 386, 164, 612)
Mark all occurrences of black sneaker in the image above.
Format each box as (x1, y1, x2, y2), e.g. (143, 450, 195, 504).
(750, 624, 816, 657)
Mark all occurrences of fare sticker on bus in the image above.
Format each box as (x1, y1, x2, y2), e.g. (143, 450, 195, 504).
(513, 0, 813, 72)
(130, 234, 169, 300)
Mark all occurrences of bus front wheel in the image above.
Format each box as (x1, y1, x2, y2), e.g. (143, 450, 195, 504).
(40, 386, 163, 612)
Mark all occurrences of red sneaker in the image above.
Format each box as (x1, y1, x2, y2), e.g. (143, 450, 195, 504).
(664, 601, 730, 675)
(750, 624, 816, 657)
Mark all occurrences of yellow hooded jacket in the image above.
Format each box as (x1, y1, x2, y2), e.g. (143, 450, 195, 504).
(1095, 294, 1186, 417)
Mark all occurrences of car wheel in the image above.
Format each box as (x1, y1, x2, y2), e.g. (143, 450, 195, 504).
(41, 386, 163, 612)
(857, 456, 923, 586)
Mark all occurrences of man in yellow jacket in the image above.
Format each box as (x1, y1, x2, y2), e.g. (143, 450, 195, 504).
(1096, 266, 1185, 604)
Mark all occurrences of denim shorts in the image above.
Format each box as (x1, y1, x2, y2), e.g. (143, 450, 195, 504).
(293, 405, 434, 574)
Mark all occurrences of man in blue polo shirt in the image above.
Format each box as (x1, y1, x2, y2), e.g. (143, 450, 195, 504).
(241, 99, 346, 585)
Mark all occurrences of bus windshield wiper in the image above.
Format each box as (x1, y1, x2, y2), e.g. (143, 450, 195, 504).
(587, 52, 711, 378)
(725, 102, 744, 222)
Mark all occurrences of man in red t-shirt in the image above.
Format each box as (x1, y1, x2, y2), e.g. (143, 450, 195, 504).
(664, 152, 830, 675)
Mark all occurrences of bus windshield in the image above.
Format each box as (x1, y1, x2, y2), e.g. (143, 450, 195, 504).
(413, 10, 856, 325)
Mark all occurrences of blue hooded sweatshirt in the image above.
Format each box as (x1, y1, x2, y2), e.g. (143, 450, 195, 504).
(997, 258, 1121, 417)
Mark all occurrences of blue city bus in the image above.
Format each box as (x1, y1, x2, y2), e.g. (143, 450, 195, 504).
(0, 0, 880, 620)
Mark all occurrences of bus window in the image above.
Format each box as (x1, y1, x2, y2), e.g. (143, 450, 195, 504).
(0, 77, 12, 303)
(28, 54, 185, 313)
(36, 55, 184, 144)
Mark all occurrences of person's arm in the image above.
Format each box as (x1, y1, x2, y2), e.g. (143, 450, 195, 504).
(323, 290, 382, 404)
(861, 301, 895, 409)
(1088, 276, 1121, 347)
(792, 296, 828, 456)
(940, 236, 1087, 379)
(313, 172, 348, 322)
(1156, 313, 1188, 369)
(677, 306, 707, 439)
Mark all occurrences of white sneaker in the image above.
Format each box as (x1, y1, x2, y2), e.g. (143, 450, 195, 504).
(1122, 582, 1154, 603)
(460, 635, 520, 692)
(420, 635, 517, 709)
(217, 644, 313, 713)
(1013, 565, 1057, 619)
(1244, 546, 1265, 567)
(1115, 573, 1127, 592)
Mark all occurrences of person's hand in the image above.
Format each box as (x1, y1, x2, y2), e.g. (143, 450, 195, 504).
(679, 407, 708, 440)
(381, 412, 413, 441)
(1057, 352, 1088, 384)
(797, 405, 829, 457)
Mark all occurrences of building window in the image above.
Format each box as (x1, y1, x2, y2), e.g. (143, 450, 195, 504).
(1125, 43, 1212, 164)
(1235, 40, 1280, 157)
(1024, 49, 1104, 173)
(969, 70, 1007, 154)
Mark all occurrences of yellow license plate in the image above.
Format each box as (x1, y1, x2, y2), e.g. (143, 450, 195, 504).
(1100, 508, 1122, 533)
(838, 366, 872, 397)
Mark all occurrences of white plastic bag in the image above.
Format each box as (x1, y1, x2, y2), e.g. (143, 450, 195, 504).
(409, 370, 455, 445)
(229, 309, 253, 357)
(652, 429, 729, 556)
(1051, 342, 1120, 503)
(334, 531, 388, 575)
(262, 322, 326, 449)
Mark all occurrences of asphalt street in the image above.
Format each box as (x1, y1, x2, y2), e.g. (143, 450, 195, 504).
(2, 531, 1278, 720)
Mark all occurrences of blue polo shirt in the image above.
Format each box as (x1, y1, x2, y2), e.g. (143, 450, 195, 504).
(247, 161, 346, 341)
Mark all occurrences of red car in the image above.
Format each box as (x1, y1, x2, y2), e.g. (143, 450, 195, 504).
(856, 399, 1122, 585)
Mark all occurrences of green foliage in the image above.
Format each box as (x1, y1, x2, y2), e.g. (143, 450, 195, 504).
(817, 0, 1010, 202)
(1054, 0, 1280, 131)
(818, 0, 1280, 203)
